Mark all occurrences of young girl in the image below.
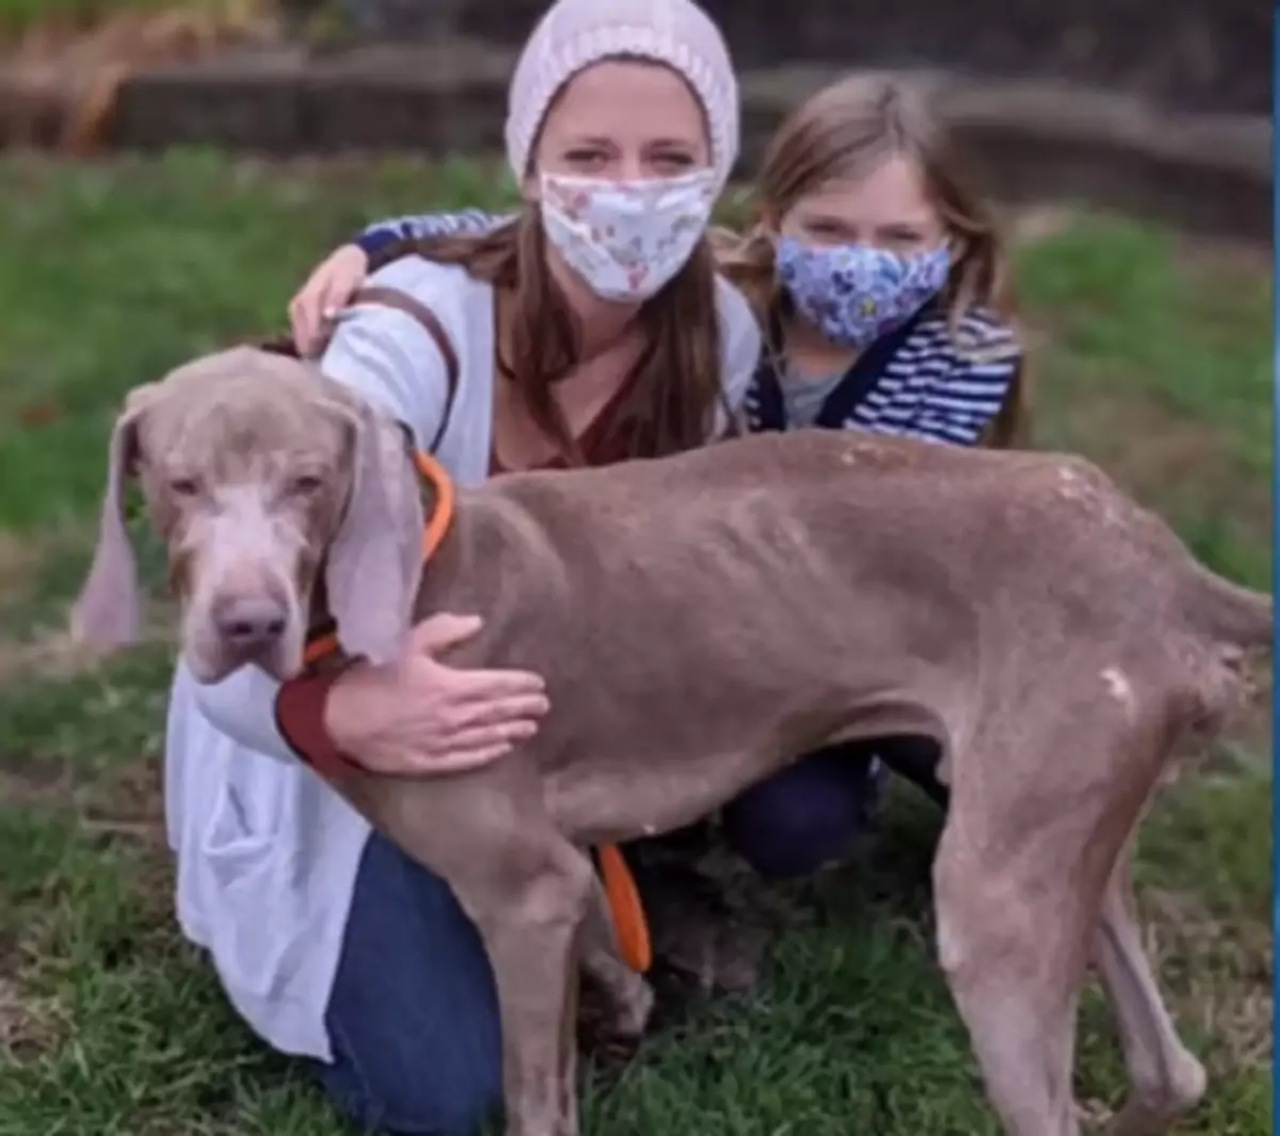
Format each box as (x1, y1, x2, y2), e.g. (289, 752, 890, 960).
(717, 73, 1026, 863)
(288, 74, 1027, 877)
(721, 74, 1026, 450)
(163, 1, 759, 1132)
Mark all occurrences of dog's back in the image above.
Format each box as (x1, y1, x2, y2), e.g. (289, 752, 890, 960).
(417, 430, 1267, 843)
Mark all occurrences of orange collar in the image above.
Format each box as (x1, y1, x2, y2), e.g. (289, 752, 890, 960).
(413, 450, 455, 562)
(303, 451, 455, 667)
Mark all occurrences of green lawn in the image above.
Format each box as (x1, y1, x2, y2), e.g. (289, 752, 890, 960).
(0, 153, 1271, 1135)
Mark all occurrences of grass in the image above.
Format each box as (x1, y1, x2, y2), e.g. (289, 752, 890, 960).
(0, 152, 1271, 1135)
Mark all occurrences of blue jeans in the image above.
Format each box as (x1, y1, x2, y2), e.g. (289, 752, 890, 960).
(314, 832, 503, 1135)
(721, 741, 886, 877)
(313, 740, 935, 1134)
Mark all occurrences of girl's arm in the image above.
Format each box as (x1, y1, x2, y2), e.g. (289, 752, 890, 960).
(353, 209, 512, 258)
(289, 211, 509, 357)
(898, 354, 1021, 447)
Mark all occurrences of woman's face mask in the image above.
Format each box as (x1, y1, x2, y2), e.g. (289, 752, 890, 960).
(538, 168, 718, 303)
(776, 238, 952, 349)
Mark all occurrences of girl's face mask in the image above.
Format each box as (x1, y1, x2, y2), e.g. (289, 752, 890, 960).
(538, 168, 718, 303)
(776, 237, 952, 350)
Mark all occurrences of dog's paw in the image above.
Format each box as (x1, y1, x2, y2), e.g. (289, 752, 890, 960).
(577, 974, 654, 1068)
(610, 973, 655, 1038)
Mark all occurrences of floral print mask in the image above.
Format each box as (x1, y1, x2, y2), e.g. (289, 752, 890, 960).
(776, 237, 952, 349)
(539, 168, 718, 303)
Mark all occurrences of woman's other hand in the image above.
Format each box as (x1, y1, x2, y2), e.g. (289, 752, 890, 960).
(323, 614, 550, 776)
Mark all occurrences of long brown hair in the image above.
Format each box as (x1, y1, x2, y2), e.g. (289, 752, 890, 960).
(716, 74, 1029, 448)
(368, 205, 724, 465)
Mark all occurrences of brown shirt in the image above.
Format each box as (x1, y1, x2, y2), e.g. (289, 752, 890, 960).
(277, 371, 640, 772)
(489, 375, 638, 475)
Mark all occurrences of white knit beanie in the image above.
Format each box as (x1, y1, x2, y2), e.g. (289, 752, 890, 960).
(504, 0, 740, 191)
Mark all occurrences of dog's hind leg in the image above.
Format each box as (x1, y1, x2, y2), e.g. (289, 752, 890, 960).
(578, 879, 655, 1041)
(933, 817, 1087, 1136)
(932, 709, 1163, 1136)
(1093, 849, 1206, 1135)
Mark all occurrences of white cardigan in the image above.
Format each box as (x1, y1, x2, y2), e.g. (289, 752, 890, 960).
(162, 256, 762, 1061)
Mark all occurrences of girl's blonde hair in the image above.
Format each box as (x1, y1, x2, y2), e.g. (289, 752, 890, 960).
(716, 74, 1028, 447)
(370, 210, 724, 465)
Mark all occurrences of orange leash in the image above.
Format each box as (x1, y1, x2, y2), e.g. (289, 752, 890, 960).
(598, 844, 653, 972)
(304, 452, 651, 973)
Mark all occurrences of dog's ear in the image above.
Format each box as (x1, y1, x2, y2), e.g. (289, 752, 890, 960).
(71, 384, 158, 649)
(326, 402, 425, 666)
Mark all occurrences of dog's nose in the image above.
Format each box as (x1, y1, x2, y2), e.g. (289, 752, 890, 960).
(213, 596, 287, 651)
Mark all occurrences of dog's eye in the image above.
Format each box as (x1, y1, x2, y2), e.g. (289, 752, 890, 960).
(290, 474, 323, 496)
(169, 477, 199, 497)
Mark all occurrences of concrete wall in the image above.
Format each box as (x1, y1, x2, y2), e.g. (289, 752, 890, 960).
(325, 0, 1269, 115)
(2, 3, 1269, 241)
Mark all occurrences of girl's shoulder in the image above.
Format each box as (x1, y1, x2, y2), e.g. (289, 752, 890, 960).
(915, 304, 1021, 364)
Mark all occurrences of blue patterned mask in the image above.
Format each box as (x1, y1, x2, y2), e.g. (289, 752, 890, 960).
(776, 238, 951, 349)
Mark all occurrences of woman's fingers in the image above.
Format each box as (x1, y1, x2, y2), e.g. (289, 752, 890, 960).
(444, 718, 541, 754)
(390, 721, 534, 775)
(450, 693, 550, 730)
(411, 742, 516, 774)
(411, 612, 485, 656)
(449, 668, 549, 703)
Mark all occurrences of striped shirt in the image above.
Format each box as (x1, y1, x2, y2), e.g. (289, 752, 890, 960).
(747, 305, 1020, 446)
(356, 209, 512, 257)
(353, 211, 1021, 448)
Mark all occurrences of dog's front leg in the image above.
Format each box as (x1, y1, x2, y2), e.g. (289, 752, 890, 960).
(457, 841, 596, 1136)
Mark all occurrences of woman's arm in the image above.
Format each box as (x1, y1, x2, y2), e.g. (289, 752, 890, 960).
(353, 209, 511, 258)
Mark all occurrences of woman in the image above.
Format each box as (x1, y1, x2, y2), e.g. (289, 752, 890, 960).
(165, 1, 758, 1133)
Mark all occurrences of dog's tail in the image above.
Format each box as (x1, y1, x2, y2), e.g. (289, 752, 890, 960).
(1165, 564, 1271, 743)
(1185, 562, 1273, 653)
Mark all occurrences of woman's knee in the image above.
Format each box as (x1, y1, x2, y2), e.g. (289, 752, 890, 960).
(722, 747, 881, 878)
(318, 833, 503, 1134)
(315, 1042, 499, 1136)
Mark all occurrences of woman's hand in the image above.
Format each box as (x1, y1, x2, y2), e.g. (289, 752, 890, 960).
(288, 244, 371, 358)
(324, 614, 550, 775)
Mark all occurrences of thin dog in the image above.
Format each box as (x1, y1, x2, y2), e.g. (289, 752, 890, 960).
(74, 347, 1271, 1136)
